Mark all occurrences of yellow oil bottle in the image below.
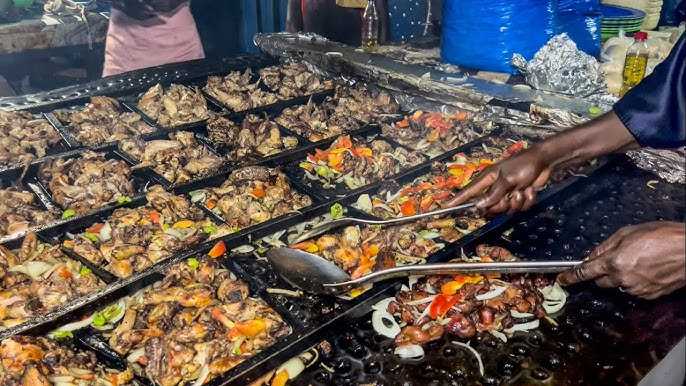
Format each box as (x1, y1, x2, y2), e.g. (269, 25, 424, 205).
(620, 32, 649, 96)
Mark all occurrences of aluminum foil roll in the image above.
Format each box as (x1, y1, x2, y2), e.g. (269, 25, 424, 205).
(512, 33, 609, 98)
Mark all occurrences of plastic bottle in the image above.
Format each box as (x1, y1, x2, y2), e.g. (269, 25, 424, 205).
(620, 32, 649, 96)
(362, 0, 379, 51)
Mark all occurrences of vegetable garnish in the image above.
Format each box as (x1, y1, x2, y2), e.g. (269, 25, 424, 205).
(62, 208, 76, 219)
(330, 203, 344, 219)
(116, 195, 132, 205)
(208, 240, 226, 258)
(428, 294, 461, 319)
(148, 210, 161, 224)
(271, 370, 289, 386)
(202, 224, 218, 235)
(79, 266, 92, 276)
(187, 257, 200, 270)
(83, 232, 99, 243)
(50, 330, 74, 340)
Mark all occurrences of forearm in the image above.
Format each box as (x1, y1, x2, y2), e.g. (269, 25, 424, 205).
(537, 111, 639, 170)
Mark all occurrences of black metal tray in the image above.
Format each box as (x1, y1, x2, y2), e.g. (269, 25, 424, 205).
(288, 155, 686, 386)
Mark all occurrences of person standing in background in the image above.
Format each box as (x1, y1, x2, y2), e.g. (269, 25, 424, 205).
(286, 0, 387, 46)
(103, 0, 205, 77)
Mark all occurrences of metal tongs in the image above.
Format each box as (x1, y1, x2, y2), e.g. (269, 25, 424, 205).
(292, 202, 476, 244)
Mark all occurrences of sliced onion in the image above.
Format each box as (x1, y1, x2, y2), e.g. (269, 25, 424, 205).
(475, 285, 507, 301)
(371, 297, 395, 312)
(407, 275, 421, 290)
(510, 310, 534, 319)
(489, 330, 508, 343)
(50, 316, 93, 336)
(126, 347, 146, 363)
(540, 282, 567, 302)
(543, 300, 565, 314)
(232, 245, 255, 254)
(277, 356, 306, 379)
(99, 222, 112, 242)
(394, 344, 425, 359)
(372, 310, 401, 339)
(9, 261, 54, 280)
(453, 341, 484, 376)
(191, 364, 211, 386)
(504, 319, 540, 334)
(356, 194, 373, 213)
(189, 190, 207, 203)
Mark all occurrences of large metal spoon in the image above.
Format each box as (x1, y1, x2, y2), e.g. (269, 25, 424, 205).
(266, 247, 582, 295)
(292, 202, 476, 244)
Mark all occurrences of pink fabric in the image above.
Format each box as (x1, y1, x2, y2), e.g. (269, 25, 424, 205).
(103, 3, 205, 77)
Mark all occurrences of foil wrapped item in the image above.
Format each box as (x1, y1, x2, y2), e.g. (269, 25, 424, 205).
(512, 34, 608, 98)
(626, 148, 686, 184)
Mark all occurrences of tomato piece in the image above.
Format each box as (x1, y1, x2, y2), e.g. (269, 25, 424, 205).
(335, 135, 353, 149)
(86, 223, 104, 234)
(327, 152, 344, 168)
(206, 199, 217, 209)
(271, 370, 290, 386)
(400, 199, 417, 216)
(208, 240, 227, 258)
(428, 294, 460, 319)
(396, 118, 410, 128)
(148, 211, 161, 225)
(353, 147, 373, 158)
(251, 185, 266, 198)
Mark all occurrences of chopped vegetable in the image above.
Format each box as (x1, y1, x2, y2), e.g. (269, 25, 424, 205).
(428, 294, 460, 319)
(187, 257, 200, 270)
(271, 370, 290, 386)
(440, 275, 483, 295)
(202, 224, 218, 234)
(83, 232, 99, 243)
(234, 319, 267, 337)
(330, 203, 344, 219)
(79, 266, 92, 276)
(49, 330, 74, 340)
(172, 220, 194, 229)
(148, 210, 161, 224)
(116, 196, 132, 205)
(62, 208, 76, 219)
(208, 240, 226, 258)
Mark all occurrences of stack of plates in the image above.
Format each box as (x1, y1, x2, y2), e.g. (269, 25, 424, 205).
(601, 4, 646, 40)
(602, 0, 662, 29)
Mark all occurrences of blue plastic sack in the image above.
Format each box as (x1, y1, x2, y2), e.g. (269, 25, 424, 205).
(557, 11, 602, 57)
(441, 0, 558, 74)
(558, 0, 600, 13)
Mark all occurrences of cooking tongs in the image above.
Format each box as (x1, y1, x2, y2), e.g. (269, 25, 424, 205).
(292, 202, 476, 244)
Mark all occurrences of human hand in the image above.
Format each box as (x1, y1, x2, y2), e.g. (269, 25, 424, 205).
(111, 0, 156, 20)
(557, 221, 686, 299)
(445, 147, 553, 215)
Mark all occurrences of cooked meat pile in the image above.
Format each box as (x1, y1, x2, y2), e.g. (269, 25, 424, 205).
(299, 135, 426, 190)
(381, 111, 484, 157)
(383, 245, 560, 350)
(0, 336, 134, 386)
(121, 131, 224, 184)
(38, 151, 137, 215)
(109, 257, 289, 386)
(332, 85, 400, 123)
(258, 63, 333, 99)
(356, 137, 529, 242)
(0, 111, 62, 168)
(54, 96, 155, 146)
(0, 233, 104, 328)
(275, 98, 360, 142)
(193, 166, 312, 229)
(0, 188, 55, 239)
(137, 83, 209, 127)
(291, 223, 442, 279)
(206, 115, 299, 161)
(204, 69, 279, 111)
(63, 185, 215, 278)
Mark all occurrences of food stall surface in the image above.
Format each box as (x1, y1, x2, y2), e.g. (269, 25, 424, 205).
(0, 53, 683, 386)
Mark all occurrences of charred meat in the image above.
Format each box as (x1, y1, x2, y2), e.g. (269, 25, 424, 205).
(0, 336, 133, 386)
(0, 233, 104, 328)
(108, 257, 289, 386)
(0, 188, 54, 239)
(204, 69, 279, 112)
(0, 111, 62, 168)
(38, 151, 137, 215)
(121, 131, 224, 184)
(191, 166, 312, 229)
(206, 115, 299, 161)
(54, 96, 155, 146)
(63, 185, 216, 278)
(258, 63, 333, 99)
(299, 135, 426, 190)
(333, 85, 399, 123)
(275, 98, 360, 142)
(381, 111, 485, 157)
(137, 83, 209, 127)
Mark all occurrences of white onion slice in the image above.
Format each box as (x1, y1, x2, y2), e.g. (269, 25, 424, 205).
(50, 316, 93, 336)
(191, 365, 211, 386)
(453, 341, 484, 376)
(475, 285, 507, 301)
(371, 297, 395, 312)
(489, 330, 508, 343)
(543, 300, 565, 314)
(510, 310, 534, 319)
(406, 295, 437, 306)
(126, 347, 146, 363)
(9, 261, 53, 280)
(356, 194, 373, 213)
(277, 356, 306, 379)
(99, 222, 112, 242)
(232, 245, 255, 254)
(372, 310, 401, 339)
(504, 319, 540, 334)
(394, 344, 425, 359)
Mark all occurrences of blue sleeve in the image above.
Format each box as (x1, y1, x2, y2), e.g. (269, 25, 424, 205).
(613, 35, 686, 149)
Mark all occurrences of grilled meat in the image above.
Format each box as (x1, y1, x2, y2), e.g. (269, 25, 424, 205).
(0, 188, 55, 238)
(0, 233, 104, 327)
(54, 96, 155, 146)
(194, 166, 311, 229)
(0, 111, 61, 169)
(137, 83, 209, 127)
(206, 115, 299, 161)
(204, 69, 279, 111)
(121, 131, 224, 184)
(64, 185, 213, 278)
(0, 336, 133, 386)
(299, 135, 426, 190)
(275, 98, 360, 142)
(38, 151, 136, 215)
(109, 258, 289, 386)
(333, 85, 399, 123)
(258, 63, 333, 99)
